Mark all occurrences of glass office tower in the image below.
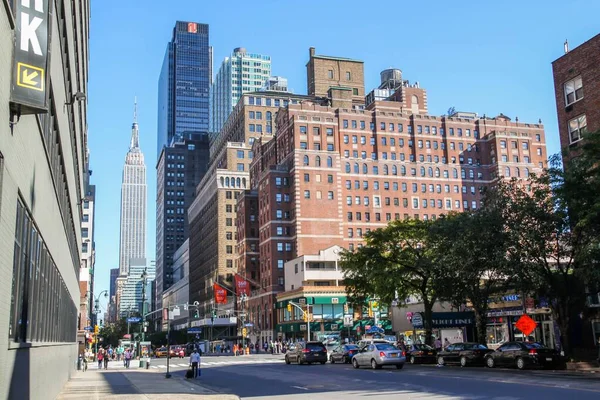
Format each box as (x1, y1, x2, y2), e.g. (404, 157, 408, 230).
(210, 47, 271, 137)
(157, 21, 211, 156)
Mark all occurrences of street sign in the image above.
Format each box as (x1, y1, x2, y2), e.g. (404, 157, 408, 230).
(83, 326, 93, 331)
(411, 312, 424, 327)
(127, 317, 142, 323)
(330, 324, 339, 331)
(188, 327, 202, 334)
(10, 0, 50, 113)
(515, 315, 537, 336)
(343, 315, 353, 327)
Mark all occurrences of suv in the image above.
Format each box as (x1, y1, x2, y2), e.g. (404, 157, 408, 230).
(285, 341, 327, 365)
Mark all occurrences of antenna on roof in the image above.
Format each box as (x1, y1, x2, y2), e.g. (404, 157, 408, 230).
(564, 39, 569, 54)
(133, 96, 138, 123)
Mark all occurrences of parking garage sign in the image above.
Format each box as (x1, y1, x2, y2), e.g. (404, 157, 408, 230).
(11, 0, 51, 113)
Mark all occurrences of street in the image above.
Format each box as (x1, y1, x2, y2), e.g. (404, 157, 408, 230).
(140, 354, 600, 399)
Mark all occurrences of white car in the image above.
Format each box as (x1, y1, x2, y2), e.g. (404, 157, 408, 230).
(352, 342, 406, 370)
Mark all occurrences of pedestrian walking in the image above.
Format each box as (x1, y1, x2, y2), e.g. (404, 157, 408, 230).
(434, 338, 442, 351)
(189, 349, 201, 378)
(103, 350, 109, 370)
(124, 348, 132, 368)
(97, 348, 104, 370)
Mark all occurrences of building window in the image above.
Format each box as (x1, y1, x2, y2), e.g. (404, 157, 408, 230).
(237, 163, 245, 172)
(83, 200, 89, 209)
(328, 191, 334, 200)
(226, 246, 233, 254)
(353, 88, 358, 95)
(564, 76, 583, 105)
(278, 260, 284, 269)
(277, 243, 283, 252)
(346, 71, 351, 81)
(304, 173, 310, 182)
(568, 114, 587, 143)
(304, 190, 310, 199)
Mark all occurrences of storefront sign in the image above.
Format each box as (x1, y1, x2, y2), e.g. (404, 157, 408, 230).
(411, 313, 423, 327)
(411, 312, 474, 328)
(10, 0, 51, 113)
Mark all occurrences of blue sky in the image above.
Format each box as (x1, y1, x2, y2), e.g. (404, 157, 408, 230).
(87, 0, 600, 312)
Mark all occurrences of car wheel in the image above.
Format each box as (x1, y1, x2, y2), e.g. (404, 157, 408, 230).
(344, 356, 350, 364)
(410, 356, 416, 364)
(371, 359, 381, 370)
(330, 356, 335, 364)
(460, 356, 468, 367)
(437, 356, 445, 366)
(516, 357, 525, 370)
(320, 361, 326, 365)
(285, 356, 290, 365)
(352, 358, 360, 369)
(486, 357, 495, 368)
(396, 363, 404, 369)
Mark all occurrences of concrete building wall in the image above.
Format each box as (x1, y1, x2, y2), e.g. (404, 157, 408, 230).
(0, 1, 90, 399)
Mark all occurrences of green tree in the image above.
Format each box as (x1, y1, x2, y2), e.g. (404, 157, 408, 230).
(501, 171, 594, 354)
(341, 218, 449, 345)
(434, 186, 513, 345)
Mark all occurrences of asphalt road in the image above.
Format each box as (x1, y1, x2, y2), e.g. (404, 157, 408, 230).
(163, 355, 600, 400)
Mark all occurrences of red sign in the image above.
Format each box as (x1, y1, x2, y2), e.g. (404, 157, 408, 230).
(214, 283, 228, 304)
(187, 22, 197, 33)
(123, 334, 131, 339)
(235, 274, 251, 297)
(525, 297, 535, 309)
(365, 325, 371, 330)
(515, 315, 537, 336)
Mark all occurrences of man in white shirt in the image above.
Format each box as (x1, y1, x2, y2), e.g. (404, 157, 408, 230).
(189, 349, 201, 378)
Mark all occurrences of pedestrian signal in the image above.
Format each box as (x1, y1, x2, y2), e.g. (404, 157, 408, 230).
(287, 304, 292, 312)
(94, 325, 99, 334)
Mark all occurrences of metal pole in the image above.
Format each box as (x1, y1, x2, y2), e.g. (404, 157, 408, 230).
(166, 313, 171, 378)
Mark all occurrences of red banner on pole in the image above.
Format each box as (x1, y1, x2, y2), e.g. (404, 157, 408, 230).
(214, 283, 228, 304)
(235, 274, 251, 297)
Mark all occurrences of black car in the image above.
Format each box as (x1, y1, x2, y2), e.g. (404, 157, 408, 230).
(484, 341, 564, 370)
(329, 344, 360, 364)
(437, 342, 493, 367)
(406, 344, 437, 364)
(285, 341, 327, 365)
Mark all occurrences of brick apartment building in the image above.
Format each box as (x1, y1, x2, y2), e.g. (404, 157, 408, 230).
(552, 34, 600, 343)
(552, 34, 600, 159)
(236, 48, 548, 344)
(187, 89, 311, 340)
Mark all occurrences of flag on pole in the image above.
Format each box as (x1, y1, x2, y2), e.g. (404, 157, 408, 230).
(234, 274, 251, 296)
(214, 283, 228, 304)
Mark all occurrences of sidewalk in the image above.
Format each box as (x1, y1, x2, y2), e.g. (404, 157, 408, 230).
(56, 368, 239, 400)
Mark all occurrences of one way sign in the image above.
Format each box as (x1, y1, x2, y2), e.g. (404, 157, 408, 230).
(10, 0, 50, 113)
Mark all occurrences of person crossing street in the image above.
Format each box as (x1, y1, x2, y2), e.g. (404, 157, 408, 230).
(189, 349, 201, 379)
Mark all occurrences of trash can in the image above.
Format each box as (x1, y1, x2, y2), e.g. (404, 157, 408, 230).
(139, 360, 146, 368)
(77, 355, 82, 371)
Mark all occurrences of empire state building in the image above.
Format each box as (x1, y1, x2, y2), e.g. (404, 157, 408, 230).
(118, 101, 147, 275)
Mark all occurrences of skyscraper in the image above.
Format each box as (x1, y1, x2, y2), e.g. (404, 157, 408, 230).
(119, 102, 147, 275)
(210, 48, 271, 136)
(109, 268, 119, 298)
(157, 21, 211, 156)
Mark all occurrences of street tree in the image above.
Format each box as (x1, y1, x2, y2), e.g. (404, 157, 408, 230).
(434, 186, 513, 345)
(341, 218, 449, 345)
(501, 169, 596, 354)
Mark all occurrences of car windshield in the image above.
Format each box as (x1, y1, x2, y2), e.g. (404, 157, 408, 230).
(375, 343, 397, 351)
(464, 343, 488, 350)
(524, 342, 546, 349)
(413, 344, 433, 350)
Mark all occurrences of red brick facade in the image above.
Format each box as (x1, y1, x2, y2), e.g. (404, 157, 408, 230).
(233, 50, 547, 344)
(552, 34, 600, 158)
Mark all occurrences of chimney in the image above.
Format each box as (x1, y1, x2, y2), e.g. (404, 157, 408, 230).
(309, 47, 315, 58)
(564, 39, 569, 54)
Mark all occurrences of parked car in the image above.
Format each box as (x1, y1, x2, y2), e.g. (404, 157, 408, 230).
(352, 342, 406, 369)
(437, 342, 493, 367)
(406, 343, 437, 364)
(357, 339, 390, 348)
(172, 346, 185, 358)
(285, 341, 327, 365)
(329, 344, 360, 364)
(154, 347, 169, 358)
(484, 341, 564, 370)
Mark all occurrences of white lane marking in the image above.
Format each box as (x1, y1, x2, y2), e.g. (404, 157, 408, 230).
(158, 365, 167, 369)
(178, 364, 189, 367)
(291, 386, 309, 391)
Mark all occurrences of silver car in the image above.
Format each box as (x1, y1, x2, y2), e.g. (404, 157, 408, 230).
(352, 342, 406, 369)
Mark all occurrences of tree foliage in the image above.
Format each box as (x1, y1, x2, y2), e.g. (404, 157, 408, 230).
(341, 218, 449, 344)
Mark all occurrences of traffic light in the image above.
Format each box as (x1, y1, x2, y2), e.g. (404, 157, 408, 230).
(343, 304, 349, 314)
(303, 313, 308, 322)
(368, 303, 373, 317)
(242, 328, 247, 337)
(193, 310, 199, 318)
(287, 304, 292, 312)
(94, 325, 99, 334)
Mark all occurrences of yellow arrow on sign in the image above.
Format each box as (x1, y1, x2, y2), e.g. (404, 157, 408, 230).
(22, 69, 39, 86)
